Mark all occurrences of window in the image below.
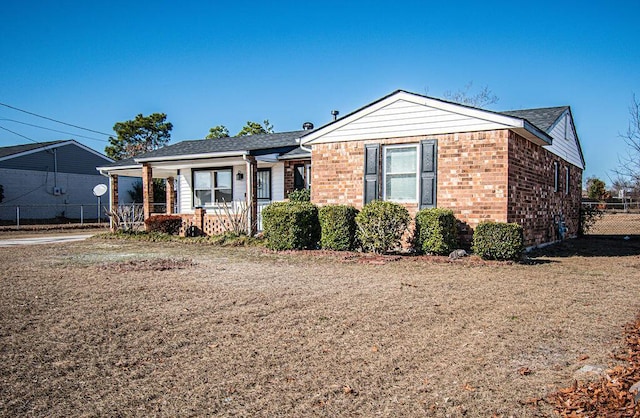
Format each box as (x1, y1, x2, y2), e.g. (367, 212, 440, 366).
(383, 145, 418, 202)
(293, 163, 311, 190)
(257, 168, 271, 200)
(565, 166, 570, 195)
(193, 168, 232, 206)
(553, 161, 559, 193)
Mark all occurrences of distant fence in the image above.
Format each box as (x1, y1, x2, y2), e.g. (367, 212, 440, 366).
(582, 200, 640, 236)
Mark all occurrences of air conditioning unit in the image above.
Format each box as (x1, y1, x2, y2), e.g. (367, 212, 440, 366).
(53, 187, 62, 196)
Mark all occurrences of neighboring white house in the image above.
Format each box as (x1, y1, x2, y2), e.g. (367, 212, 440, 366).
(0, 140, 136, 221)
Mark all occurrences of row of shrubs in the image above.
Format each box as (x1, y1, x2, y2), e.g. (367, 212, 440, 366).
(262, 200, 524, 261)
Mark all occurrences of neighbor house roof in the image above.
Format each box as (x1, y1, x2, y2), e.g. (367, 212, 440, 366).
(0, 140, 67, 159)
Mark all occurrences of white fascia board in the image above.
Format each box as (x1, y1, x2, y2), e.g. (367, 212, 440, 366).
(135, 150, 248, 163)
(301, 90, 547, 144)
(97, 164, 142, 176)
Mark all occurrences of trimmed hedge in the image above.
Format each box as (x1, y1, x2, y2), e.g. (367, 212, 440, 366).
(355, 200, 409, 254)
(262, 201, 320, 250)
(288, 188, 311, 202)
(319, 205, 358, 251)
(472, 221, 524, 261)
(144, 215, 183, 235)
(414, 208, 458, 255)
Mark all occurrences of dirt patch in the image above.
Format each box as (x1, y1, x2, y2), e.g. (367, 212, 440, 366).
(1, 236, 640, 416)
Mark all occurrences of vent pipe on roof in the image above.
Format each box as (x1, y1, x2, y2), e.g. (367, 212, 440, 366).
(331, 110, 339, 121)
(302, 122, 314, 130)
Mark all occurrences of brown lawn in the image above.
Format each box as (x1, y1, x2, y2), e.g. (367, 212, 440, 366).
(1, 236, 640, 417)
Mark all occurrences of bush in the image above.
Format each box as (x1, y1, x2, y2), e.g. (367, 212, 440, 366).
(472, 222, 524, 261)
(262, 201, 320, 250)
(144, 215, 183, 235)
(355, 200, 409, 254)
(578, 205, 603, 236)
(288, 188, 311, 202)
(319, 205, 358, 251)
(414, 208, 458, 255)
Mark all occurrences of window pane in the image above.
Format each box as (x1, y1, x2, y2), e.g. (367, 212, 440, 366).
(215, 189, 232, 203)
(194, 171, 211, 189)
(257, 170, 271, 199)
(215, 170, 232, 189)
(195, 190, 211, 206)
(386, 174, 416, 201)
(386, 147, 416, 173)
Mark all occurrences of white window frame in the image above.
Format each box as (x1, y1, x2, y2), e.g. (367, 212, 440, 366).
(553, 161, 559, 193)
(382, 144, 419, 203)
(192, 167, 233, 207)
(565, 166, 570, 195)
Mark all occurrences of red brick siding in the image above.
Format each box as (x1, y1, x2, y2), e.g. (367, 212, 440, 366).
(507, 131, 582, 246)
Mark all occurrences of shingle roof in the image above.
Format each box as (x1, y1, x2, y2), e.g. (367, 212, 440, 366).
(499, 106, 568, 132)
(0, 140, 66, 159)
(135, 130, 306, 161)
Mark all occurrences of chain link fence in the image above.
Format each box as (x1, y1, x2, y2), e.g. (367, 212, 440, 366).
(582, 200, 640, 236)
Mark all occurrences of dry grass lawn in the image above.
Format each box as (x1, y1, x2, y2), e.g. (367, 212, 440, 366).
(1, 236, 640, 417)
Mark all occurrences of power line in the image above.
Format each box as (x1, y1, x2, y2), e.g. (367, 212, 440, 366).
(0, 125, 40, 144)
(0, 101, 112, 136)
(0, 118, 109, 143)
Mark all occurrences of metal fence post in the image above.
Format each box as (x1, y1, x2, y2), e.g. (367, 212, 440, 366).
(80, 205, 84, 225)
(16, 206, 20, 229)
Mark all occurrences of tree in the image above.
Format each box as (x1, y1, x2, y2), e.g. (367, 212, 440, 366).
(105, 113, 173, 160)
(443, 82, 499, 108)
(615, 94, 640, 189)
(586, 176, 608, 201)
(236, 119, 274, 136)
(206, 125, 230, 139)
(127, 179, 166, 203)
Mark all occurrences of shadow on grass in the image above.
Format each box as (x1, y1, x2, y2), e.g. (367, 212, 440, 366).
(529, 235, 640, 258)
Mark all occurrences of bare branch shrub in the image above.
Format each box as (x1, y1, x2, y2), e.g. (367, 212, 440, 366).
(106, 204, 144, 232)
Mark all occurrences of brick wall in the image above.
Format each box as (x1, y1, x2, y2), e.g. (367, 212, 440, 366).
(507, 131, 582, 246)
(310, 129, 582, 248)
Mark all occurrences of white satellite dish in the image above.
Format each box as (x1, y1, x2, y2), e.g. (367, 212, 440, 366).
(93, 184, 108, 197)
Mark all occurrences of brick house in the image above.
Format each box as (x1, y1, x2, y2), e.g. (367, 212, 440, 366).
(98, 90, 584, 248)
(300, 90, 584, 247)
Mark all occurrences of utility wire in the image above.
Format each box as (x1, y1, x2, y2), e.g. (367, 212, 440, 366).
(0, 101, 112, 136)
(0, 118, 108, 143)
(0, 125, 40, 144)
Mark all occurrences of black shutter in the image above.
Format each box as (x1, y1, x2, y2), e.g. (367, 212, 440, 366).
(363, 144, 380, 204)
(420, 139, 437, 209)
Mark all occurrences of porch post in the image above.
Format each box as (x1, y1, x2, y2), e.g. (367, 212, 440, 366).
(245, 156, 258, 236)
(166, 176, 175, 214)
(109, 174, 119, 232)
(142, 163, 154, 222)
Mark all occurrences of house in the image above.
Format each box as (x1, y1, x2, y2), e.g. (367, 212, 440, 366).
(0, 140, 135, 221)
(98, 90, 584, 248)
(97, 131, 312, 235)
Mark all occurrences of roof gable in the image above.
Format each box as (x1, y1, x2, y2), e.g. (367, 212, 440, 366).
(301, 90, 551, 146)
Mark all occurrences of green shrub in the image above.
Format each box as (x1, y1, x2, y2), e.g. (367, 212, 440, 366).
(318, 205, 358, 251)
(262, 201, 320, 250)
(578, 205, 603, 236)
(355, 200, 409, 254)
(414, 208, 458, 255)
(472, 221, 524, 261)
(144, 215, 183, 235)
(288, 188, 311, 202)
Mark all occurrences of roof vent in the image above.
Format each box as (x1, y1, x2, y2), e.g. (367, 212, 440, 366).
(302, 122, 314, 130)
(331, 110, 339, 121)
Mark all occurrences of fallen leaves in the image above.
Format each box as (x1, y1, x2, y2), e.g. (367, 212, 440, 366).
(549, 314, 640, 417)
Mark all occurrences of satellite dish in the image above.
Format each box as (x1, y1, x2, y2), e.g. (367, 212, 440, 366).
(93, 184, 108, 197)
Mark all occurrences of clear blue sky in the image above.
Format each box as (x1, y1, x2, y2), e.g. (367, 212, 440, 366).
(1, 1, 639, 186)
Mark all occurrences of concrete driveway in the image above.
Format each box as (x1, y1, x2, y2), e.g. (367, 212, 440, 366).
(0, 234, 95, 247)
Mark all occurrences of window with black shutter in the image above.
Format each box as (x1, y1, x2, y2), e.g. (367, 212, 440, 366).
(363, 144, 380, 204)
(419, 139, 437, 209)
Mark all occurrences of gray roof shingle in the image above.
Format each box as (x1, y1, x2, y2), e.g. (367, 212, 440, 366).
(135, 130, 306, 161)
(499, 106, 569, 132)
(0, 140, 66, 159)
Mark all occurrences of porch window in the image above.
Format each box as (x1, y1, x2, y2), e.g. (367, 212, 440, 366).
(193, 168, 232, 206)
(383, 145, 418, 202)
(257, 168, 271, 200)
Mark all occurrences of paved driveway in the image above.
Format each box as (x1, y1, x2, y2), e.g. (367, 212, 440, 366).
(0, 234, 94, 247)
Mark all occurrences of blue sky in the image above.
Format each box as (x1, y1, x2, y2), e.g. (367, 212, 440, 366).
(1, 1, 639, 185)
